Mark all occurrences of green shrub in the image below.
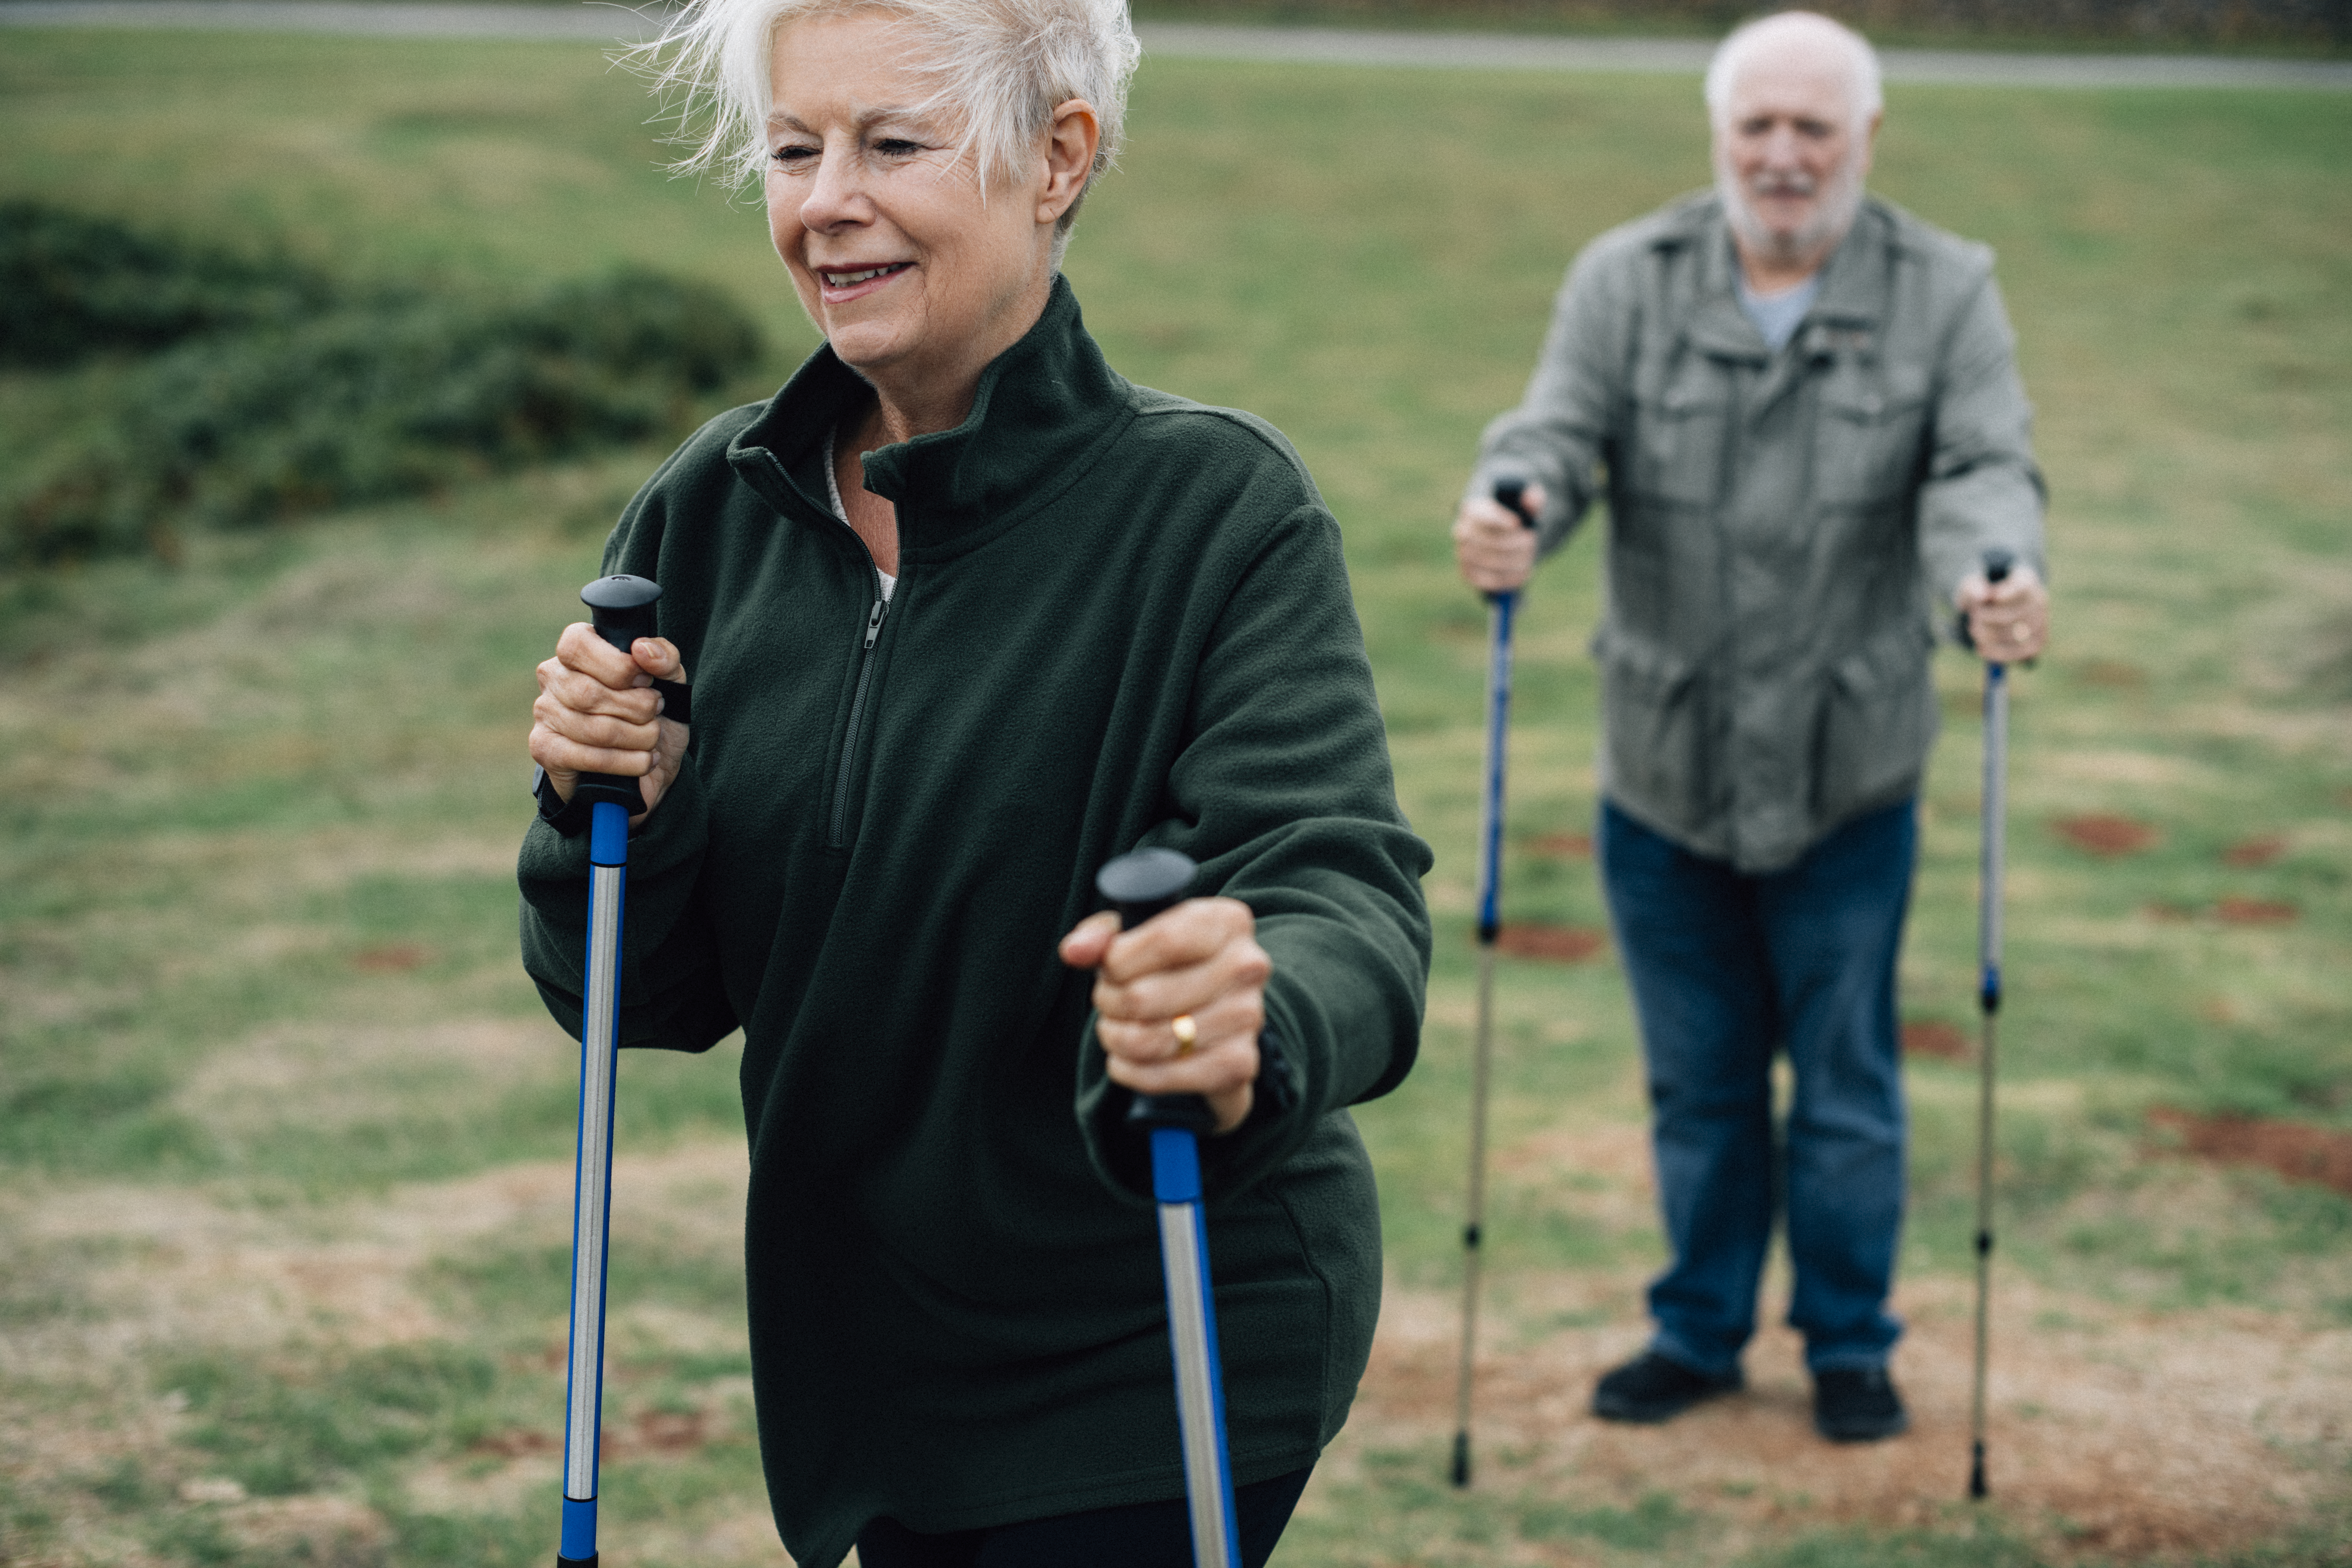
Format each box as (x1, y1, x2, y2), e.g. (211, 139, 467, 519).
(0, 201, 334, 367)
(3, 267, 764, 563)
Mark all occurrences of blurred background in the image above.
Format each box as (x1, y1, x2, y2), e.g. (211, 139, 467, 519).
(0, 1, 2346, 1564)
(1130, 0, 2351, 50)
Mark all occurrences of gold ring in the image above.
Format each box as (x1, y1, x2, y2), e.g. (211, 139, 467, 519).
(1171, 1014, 1198, 1057)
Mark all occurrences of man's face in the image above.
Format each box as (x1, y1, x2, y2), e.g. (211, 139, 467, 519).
(1712, 46, 1878, 267)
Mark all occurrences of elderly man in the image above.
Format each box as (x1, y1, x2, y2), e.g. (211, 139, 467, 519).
(1453, 10, 2048, 1443)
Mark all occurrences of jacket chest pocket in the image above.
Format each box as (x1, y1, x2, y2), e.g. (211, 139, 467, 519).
(1812, 362, 1930, 505)
(1628, 363, 1732, 508)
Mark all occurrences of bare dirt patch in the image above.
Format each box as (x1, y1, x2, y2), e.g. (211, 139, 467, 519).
(1497, 924, 1608, 963)
(1345, 1272, 2351, 1561)
(2148, 1108, 2352, 1196)
(1901, 1021, 1971, 1061)
(2221, 833, 2289, 867)
(467, 1426, 560, 1459)
(2053, 813, 2159, 856)
(2077, 659, 2148, 688)
(471, 1406, 709, 1463)
(2214, 895, 2298, 926)
(1527, 831, 1594, 859)
(2144, 898, 2299, 927)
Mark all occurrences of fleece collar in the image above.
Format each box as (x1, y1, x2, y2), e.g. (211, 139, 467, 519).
(723, 274, 1136, 562)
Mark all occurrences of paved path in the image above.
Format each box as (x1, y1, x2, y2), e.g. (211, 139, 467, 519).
(4, 1, 2348, 90)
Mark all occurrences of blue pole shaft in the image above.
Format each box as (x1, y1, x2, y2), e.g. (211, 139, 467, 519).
(559, 799, 629, 1568)
(1150, 1127, 1241, 1568)
(1475, 591, 1517, 946)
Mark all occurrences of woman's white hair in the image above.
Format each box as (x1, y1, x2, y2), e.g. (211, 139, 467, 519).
(1703, 10, 1882, 131)
(638, 0, 1139, 254)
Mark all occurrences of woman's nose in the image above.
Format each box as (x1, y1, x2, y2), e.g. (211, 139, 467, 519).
(800, 143, 866, 231)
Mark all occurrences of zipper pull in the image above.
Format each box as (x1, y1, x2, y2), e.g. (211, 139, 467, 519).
(863, 598, 887, 650)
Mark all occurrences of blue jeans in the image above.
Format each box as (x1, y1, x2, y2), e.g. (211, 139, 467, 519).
(1598, 797, 1915, 1377)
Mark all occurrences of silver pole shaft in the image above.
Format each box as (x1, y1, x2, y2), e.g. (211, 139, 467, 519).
(1157, 1202, 1235, 1568)
(1979, 671, 2008, 980)
(1452, 942, 1497, 1482)
(564, 862, 625, 1502)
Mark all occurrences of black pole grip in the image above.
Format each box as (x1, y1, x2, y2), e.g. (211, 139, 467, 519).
(1956, 548, 2016, 651)
(1483, 476, 1538, 607)
(573, 575, 664, 814)
(1095, 850, 1218, 1136)
(584, 573, 662, 650)
(1492, 476, 1537, 529)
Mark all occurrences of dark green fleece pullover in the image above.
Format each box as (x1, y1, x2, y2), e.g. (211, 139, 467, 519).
(518, 277, 1432, 1567)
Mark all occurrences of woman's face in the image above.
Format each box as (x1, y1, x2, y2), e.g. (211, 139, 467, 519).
(765, 11, 1063, 407)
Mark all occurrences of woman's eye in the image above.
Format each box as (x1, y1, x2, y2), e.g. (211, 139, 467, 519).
(874, 138, 922, 157)
(770, 144, 816, 167)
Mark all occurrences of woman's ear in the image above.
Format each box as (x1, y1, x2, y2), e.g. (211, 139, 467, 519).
(1038, 98, 1101, 224)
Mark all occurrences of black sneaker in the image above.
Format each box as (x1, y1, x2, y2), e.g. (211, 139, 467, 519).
(1591, 1351, 1743, 1424)
(1812, 1365, 1909, 1442)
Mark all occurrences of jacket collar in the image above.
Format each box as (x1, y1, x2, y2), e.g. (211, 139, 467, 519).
(724, 274, 1133, 560)
(1675, 193, 1896, 363)
(1793, 200, 1893, 362)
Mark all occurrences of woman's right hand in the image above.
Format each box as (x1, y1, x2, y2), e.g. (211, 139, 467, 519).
(530, 622, 690, 822)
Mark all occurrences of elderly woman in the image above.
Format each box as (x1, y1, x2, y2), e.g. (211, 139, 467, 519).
(518, 0, 1430, 1562)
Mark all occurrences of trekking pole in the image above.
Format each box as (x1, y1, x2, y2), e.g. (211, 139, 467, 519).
(1451, 477, 1538, 1489)
(1959, 549, 2014, 1503)
(556, 573, 664, 1568)
(1095, 847, 1240, 1568)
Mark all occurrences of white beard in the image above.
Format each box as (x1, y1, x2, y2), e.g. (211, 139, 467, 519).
(1716, 146, 1867, 272)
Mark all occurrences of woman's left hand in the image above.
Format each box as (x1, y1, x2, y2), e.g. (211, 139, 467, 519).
(1059, 898, 1269, 1135)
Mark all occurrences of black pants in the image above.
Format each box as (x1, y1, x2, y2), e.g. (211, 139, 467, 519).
(854, 1465, 1315, 1568)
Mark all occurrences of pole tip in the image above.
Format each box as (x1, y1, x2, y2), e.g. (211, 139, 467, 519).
(1969, 1442, 1988, 1500)
(1450, 1431, 1472, 1489)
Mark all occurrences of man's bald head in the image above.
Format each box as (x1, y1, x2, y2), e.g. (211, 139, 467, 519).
(1705, 10, 1882, 134)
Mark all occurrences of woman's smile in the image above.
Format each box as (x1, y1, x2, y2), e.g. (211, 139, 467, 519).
(816, 260, 915, 303)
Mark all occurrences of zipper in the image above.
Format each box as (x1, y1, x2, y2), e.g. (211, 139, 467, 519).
(827, 588, 889, 848)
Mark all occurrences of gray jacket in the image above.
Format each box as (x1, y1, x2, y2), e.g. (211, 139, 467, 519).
(1470, 192, 2046, 872)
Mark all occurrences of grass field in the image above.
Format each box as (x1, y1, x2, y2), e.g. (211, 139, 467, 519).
(2, 25, 2349, 1568)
